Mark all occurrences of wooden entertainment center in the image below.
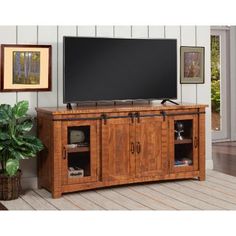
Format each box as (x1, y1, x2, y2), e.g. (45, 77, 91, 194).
(36, 103, 207, 198)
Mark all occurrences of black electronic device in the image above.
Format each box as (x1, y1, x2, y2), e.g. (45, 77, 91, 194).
(63, 37, 177, 105)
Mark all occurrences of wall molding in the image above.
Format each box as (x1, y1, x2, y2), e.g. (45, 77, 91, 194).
(21, 177, 38, 190)
(206, 160, 213, 170)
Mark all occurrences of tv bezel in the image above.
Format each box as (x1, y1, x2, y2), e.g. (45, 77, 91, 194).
(63, 36, 177, 104)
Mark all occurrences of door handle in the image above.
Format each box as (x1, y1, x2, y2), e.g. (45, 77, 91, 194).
(136, 142, 141, 154)
(130, 142, 135, 154)
(63, 147, 67, 159)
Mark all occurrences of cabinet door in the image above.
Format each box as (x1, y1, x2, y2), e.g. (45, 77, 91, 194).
(102, 117, 135, 181)
(61, 120, 99, 185)
(168, 115, 199, 173)
(135, 116, 167, 177)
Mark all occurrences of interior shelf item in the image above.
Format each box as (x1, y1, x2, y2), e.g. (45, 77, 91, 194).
(68, 167, 84, 178)
(174, 139, 192, 145)
(174, 120, 193, 141)
(175, 158, 193, 166)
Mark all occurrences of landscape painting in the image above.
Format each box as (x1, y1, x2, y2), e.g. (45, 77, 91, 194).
(0, 44, 51, 92)
(13, 51, 40, 84)
(184, 52, 201, 78)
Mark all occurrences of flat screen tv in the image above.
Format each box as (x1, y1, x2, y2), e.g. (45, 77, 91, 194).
(63, 37, 177, 104)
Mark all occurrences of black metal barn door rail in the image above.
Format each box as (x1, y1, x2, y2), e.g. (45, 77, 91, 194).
(53, 110, 205, 122)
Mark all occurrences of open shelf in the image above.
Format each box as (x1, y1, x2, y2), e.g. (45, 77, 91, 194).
(174, 139, 192, 145)
(65, 146, 90, 153)
(68, 152, 91, 177)
(67, 125, 91, 179)
(174, 119, 193, 168)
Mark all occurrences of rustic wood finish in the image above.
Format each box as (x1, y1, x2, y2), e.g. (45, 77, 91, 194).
(36, 103, 207, 198)
(102, 117, 135, 181)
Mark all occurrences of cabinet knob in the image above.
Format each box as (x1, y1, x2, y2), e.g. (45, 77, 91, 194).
(63, 147, 67, 159)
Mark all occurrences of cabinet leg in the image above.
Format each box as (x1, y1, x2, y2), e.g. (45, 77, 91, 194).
(52, 191, 62, 199)
(199, 172, 206, 181)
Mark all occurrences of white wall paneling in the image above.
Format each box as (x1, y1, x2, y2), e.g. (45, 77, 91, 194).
(114, 26, 131, 38)
(0, 26, 17, 105)
(16, 26, 38, 179)
(96, 25, 113, 37)
(165, 26, 181, 103)
(148, 25, 165, 38)
(0, 25, 212, 186)
(180, 26, 197, 103)
(58, 26, 77, 107)
(196, 26, 211, 160)
(38, 26, 58, 107)
(78, 26, 96, 37)
(17, 26, 38, 115)
(131, 25, 148, 38)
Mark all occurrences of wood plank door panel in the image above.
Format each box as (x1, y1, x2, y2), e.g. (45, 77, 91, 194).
(102, 117, 135, 181)
(135, 116, 167, 177)
(169, 115, 199, 173)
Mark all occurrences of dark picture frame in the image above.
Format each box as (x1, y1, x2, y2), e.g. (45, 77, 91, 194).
(180, 46, 205, 84)
(0, 44, 51, 92)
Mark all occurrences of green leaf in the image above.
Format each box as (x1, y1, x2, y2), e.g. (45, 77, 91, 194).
(23, 135, 44, 152)
(13, 101, 29, 119)
(16, 119, 33, 133)
(6, 159, 19, 176)
(0, 132, 10, 140)
(0, 104, 11, 124)
(12, 135, 25, 146)
(9, 148, 27, 160)
(0, 100, 44, 174)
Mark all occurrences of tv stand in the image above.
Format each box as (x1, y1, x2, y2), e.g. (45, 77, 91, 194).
(161, 99, 179, 105)
(37, 103, 207, 198)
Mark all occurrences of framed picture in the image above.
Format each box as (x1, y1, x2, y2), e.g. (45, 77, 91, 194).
(0, 44, 51, 92)
(180, 46, 205, 84)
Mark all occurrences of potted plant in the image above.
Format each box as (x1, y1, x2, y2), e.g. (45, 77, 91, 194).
(0, 100, 43, 200)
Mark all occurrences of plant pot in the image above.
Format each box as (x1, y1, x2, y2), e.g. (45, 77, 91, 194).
(0, 170, 22, 200)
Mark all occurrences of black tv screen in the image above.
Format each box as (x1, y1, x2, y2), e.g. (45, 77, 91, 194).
(63, 37, 177, 103)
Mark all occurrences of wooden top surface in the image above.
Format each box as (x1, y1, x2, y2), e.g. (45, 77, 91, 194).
(36, 102, 208, 115)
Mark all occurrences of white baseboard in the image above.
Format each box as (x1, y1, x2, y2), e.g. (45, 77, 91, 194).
(21, 176, 38, 190)
(206, 159, 213, 169)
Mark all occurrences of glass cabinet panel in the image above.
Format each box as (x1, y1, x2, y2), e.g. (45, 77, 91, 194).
(67, 126, 91, 179)
(174, 120, 193, 167)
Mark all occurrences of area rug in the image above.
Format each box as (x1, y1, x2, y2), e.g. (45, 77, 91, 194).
(0, 202, 7, 210)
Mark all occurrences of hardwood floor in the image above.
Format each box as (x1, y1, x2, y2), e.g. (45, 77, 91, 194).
(1, 170, 236, 210)
(213, 142, 236, 177)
